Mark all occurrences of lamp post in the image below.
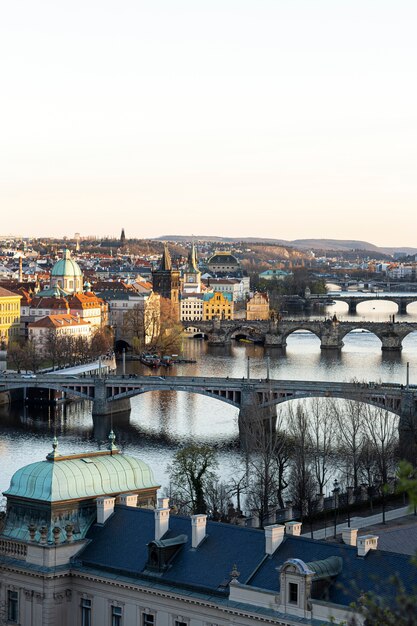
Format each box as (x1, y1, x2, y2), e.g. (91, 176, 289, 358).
(333, 479, 340, 539)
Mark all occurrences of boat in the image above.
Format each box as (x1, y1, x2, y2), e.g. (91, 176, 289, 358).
(139, 354, 161, 368)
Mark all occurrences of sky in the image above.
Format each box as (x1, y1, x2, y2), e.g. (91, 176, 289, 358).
(1, 1, 417, 245)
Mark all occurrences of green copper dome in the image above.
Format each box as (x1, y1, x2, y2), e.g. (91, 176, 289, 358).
(51, 249, 83, 278)
(4, 448, 157, 503)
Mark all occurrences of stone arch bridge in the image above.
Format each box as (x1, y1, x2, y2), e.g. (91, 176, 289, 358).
(2, 373, 417, 462)
(307, 293, 417, 314)
(183, 318, 417, 351)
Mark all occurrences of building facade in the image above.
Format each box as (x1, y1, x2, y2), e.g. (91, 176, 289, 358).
(0, 286, 21, 347)
(203, 291, 234, 321)
(0, 442, 414, 626)
(246, 292, 270, 320)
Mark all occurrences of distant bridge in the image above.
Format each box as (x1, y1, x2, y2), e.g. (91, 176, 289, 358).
(1, 373, 417, 462)
(307, 292, 417, 314)
(182, 318, 417, 350)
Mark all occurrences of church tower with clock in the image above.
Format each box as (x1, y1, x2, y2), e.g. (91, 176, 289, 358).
(182, 242, 201, 294)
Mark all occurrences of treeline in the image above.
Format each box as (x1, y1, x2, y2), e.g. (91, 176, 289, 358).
(166, 397, 399, 527)
(7, 328, 113, 372)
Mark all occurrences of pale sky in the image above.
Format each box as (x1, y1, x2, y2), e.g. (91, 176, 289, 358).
(1, 1, 416, 245)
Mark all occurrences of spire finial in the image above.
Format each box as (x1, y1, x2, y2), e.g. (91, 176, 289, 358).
(230, 563, 240, 582)
(46, 436, 60, 461)
(108, 430, 118, 452)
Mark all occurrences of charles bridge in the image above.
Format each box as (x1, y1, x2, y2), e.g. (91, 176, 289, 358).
(182, 318, 417, 351)
(1, 372, 417, 462)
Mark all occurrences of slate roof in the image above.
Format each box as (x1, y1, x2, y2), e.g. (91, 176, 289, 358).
(78, 507, 417, 605)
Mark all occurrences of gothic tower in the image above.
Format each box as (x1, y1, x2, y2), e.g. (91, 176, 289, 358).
(152, 243, 180, 318)
(182, 242, 201, 293)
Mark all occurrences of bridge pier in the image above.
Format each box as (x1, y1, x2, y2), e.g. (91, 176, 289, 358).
(92, 379, 131, 417)
(399, 392, 417, 465)
(320, 325, 343, 350)
(238, 388, 277, 445)
(380, 334, 403, 351)
(348, 300, 357, 314)
(399, 301, 408, 315)
(264, 333, 286, 348)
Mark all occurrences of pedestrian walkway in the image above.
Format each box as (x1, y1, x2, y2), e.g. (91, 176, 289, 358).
(303, 505, 413, 540)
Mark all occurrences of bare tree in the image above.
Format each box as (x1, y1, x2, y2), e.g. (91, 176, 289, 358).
(242, 407, 293, 527)
(334, 398, 366, 489)
(310, 398, 335, 496)
(7, 340, 26, 373)
(362, 405, 398, 485)
(287, 402, 317, 519)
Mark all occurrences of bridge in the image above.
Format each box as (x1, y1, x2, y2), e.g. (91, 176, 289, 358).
(307, 292, 417, 314)
(1, 373, 417, 462)
(182, 318, 417, 350)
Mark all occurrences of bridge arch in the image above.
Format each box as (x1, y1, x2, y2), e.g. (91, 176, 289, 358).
(0, 381, 94, 402)
(107, 383, 242, 409)
(338, 327, 383, 345)
(228, 324, 265, 344)
(282, 326, 322, 344)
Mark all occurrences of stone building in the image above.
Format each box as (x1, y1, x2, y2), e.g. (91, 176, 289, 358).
(0, 439, 415, 626)
(246, 292, 270, 320)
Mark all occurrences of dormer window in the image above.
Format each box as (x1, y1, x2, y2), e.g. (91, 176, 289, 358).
(289, 582, 298, 604)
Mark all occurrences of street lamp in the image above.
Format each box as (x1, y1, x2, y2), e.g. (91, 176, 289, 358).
(333, 479, 340, 539)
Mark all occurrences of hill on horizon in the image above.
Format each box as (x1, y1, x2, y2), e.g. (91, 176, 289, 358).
(155, 236, 417, 256)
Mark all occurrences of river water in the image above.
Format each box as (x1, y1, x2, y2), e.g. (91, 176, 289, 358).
(1, 298, 417, 500)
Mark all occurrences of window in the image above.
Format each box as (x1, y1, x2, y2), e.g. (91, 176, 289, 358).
(111, 605, 122, 626)
(175, 621, 187, 626)
(7, 590, 18, 623)
(81, 598, 91, 626)
(289, 582, 298, 604)
(142, 613, 154, 626)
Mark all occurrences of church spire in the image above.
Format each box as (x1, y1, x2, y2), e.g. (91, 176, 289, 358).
(159, 243, 172, 271)
(186, 241, 199, 273)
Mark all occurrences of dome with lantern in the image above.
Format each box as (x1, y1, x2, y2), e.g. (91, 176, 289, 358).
(50, 249, 83, 293)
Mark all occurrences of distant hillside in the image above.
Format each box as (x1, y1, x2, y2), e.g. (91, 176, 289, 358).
(156, 236, 417, 257)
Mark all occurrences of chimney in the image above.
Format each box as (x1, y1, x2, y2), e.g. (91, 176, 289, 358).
(357, 535, 378, 557)
(155, 497, 170, 540)
(117, 493, 138, 507)
(191, 514, 207, 548)
(285, 521, 302, 536)
(342, 527, 358, 547)
(264, 524, 285, 555)
(96, 496, 115, 524)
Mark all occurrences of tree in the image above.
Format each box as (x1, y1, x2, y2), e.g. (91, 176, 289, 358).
(90, 327, 114, 358)
(287, 402, 317, 518)
(7, 340, 26, 373)
(168, 444, 218, 514)
(334, 398, 366, 489)
(310, 398, 334, 496)
(243, 407, 293, 526)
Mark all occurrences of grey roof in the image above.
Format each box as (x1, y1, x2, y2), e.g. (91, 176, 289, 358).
(78, 507, 417, 606)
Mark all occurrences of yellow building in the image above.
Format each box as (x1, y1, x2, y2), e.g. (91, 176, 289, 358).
(203, 291, 234, 321)
(0, 287, 21, 347)
(246, 292, 270, 321)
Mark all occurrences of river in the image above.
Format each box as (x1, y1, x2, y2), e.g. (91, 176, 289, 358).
(1, 298, 417, 501)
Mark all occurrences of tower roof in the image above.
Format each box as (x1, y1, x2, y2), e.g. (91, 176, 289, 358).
(159, 243, 172, 271)
(186, 242, 199, 273)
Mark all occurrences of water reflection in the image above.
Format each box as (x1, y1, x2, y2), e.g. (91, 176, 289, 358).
(0, 301, 417, 493)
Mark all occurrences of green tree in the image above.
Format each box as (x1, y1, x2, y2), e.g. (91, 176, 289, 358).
(168, 444, 218, 514)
